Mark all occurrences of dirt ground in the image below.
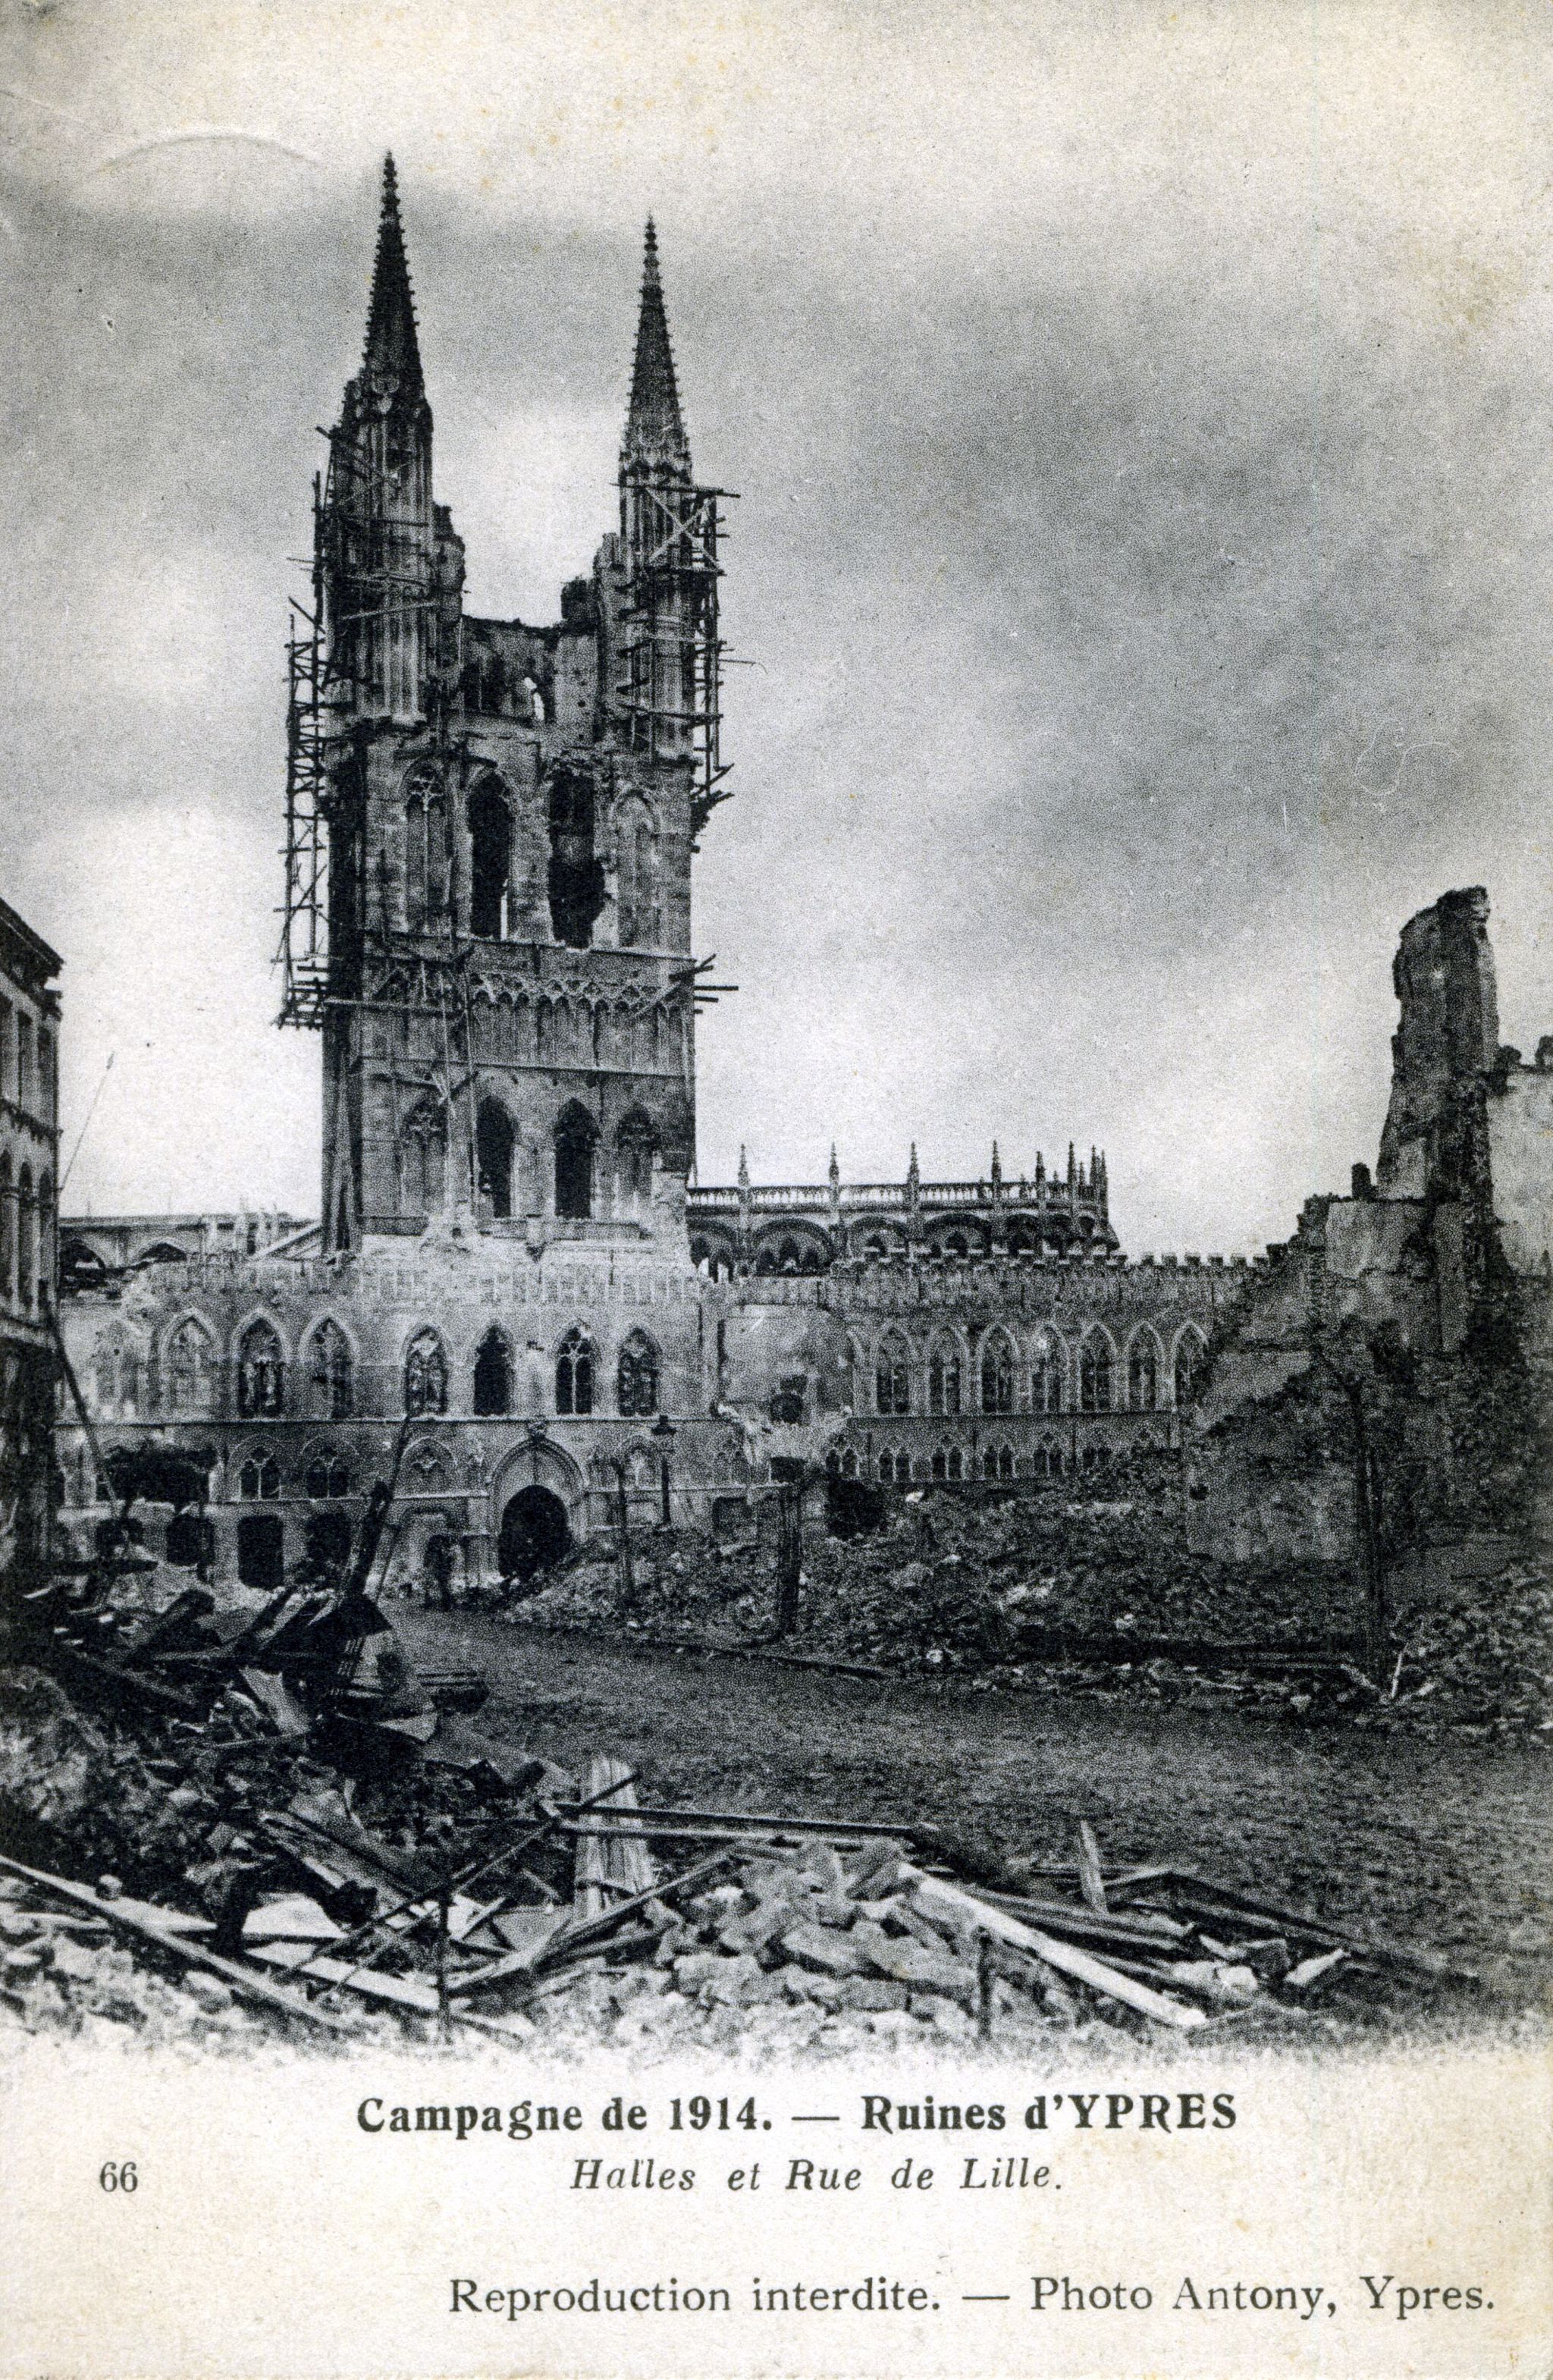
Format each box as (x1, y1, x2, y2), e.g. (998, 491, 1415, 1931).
(397, 1608, 1553, 2026)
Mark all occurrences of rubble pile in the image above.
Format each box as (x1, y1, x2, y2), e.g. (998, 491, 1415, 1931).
(502, 1472, 1551, 1732)
(0, 1613, 1472, 2055)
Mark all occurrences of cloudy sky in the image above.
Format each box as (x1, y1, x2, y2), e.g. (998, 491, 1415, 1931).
(1, 0, 1548, 1252)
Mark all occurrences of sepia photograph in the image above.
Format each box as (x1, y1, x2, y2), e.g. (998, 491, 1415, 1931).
(0, 2, 1549, 2372)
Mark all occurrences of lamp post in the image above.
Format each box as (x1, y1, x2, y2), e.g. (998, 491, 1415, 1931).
(651, 1411, 676, 1528)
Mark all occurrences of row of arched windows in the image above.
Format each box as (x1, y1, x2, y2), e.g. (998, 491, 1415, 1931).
(864, 1326, 1205, 1418)
(92, 1317, 663, 1424)
(0, 1155, 52, 1311)
(833, 1438, 1157, 1486)
(400, 1097, 657, 1225)
(400, 765, 660, 953)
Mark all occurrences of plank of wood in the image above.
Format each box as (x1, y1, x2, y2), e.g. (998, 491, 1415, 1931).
(575, 1755, 629, 1919)
(1076, 1820, 1109, 1914)
(902, 1866, 1208, 2032)
(578, 1757, 656, 1904)
(967, 1885, 1188, 1948)
(554, 1798, 906, 1840)
(0, 1852, 353, 2033)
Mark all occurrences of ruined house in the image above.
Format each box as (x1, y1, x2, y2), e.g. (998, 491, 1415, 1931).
(1191, 887, 1553, 1599)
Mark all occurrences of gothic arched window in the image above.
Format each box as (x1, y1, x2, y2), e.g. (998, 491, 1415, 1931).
(547, 767, 604, 948)
(404, 766, 447, 930)
(310, 1320, 353, 1420)
(616, 1112, 655, 1210)
(468, 780, 511, 940)
(617, 1329, 660, 1418)
(472, 1326, 513, 1417)
(401, 1097, 447, 1215)
(927, 1339, 962, 1416)
(305, 1454, 352, 1500)
(237, 1320, 284, 1418)
(238, 1453, 281, 1500)
(616, 802, 659, 947)
(0, 1152, 11, 1301)
(404, 1329, 448, 1418)
(554, 1104, 596, 1221)
(980, 1333, 1015, 1414)
(1080, 1331, 1113, 1414)
(1175, 1328, 1207, 1408)
(167, 1319, 215, 1416)
(875, 1332, 911, 1416)
(1031, 1331, 1064, 1414)
(1128, 1331, 1159, 1412)
(476, 1098, 516, 1220)
(556, 1327, 595, 1417)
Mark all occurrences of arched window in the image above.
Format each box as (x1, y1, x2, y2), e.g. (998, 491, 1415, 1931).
(401, 1097, 447, 1214)
(980, 1333, 1015, 1414)
(547, 767, 604, 948)
(839, 1446, 858, 1480)
(0, 1152, 11, 1301)
(16, 1165, 33, 1308)
(1175, 1328, 1207, 1408)
(616, 1113, 655, 1210)
(468, 780, 512, 940)
(617, 803, 659, 947)
(1128, 1330, 1159, 1411)
(1031, 1331, 1064, 1414)
(310, 1320, 353, 1419)
(927, 1339, 962, 1415)
(166, 1319, 215, 1416)
(476, 1098, 516, 1220)
(305, 1454, 352, 1500)
(1037, 1439, 1063, 1479)
(878, 1447, 907, 1484)
(1080, 1331, 1113, 1413)
(617, 1329, 660, 1417)
(238, 1453, 281, 1500)
(875, 1332, 911, 1415)
(404, 1329, 448, 1417)
(554, 1104, 596, 1221)
(556, 1327, 595, 1416)
(472, 1326, 512, 1417)
(404, 767, 447, 928)
(237, 1320, 284, 1417)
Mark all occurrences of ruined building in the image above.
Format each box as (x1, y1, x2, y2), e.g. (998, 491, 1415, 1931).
(1193, 887, 1553, 1591)
(52, 167, 1545, 1597)
(0, 896, 60, 1593)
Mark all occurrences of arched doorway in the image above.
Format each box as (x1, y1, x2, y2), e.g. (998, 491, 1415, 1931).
(497, 1485, 570, 1585)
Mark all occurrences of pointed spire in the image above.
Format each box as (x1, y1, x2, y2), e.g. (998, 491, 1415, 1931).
(623, 218, 689, 469)
(362, 153, 423, 397)
(737, 1143, 750, 1192)
(990, 1139, 1002, 1191)
(907, 1142, 920, 1185)
(828, 1144, 840, 1187)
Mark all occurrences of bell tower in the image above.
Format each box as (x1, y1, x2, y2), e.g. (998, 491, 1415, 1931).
(280, 168, 731, 1258)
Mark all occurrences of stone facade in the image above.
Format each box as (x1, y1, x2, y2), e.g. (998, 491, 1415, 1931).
(0, 895, 61, 1596)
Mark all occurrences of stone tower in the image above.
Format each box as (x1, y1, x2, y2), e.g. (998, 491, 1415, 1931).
(295, 162, 727, 1256)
